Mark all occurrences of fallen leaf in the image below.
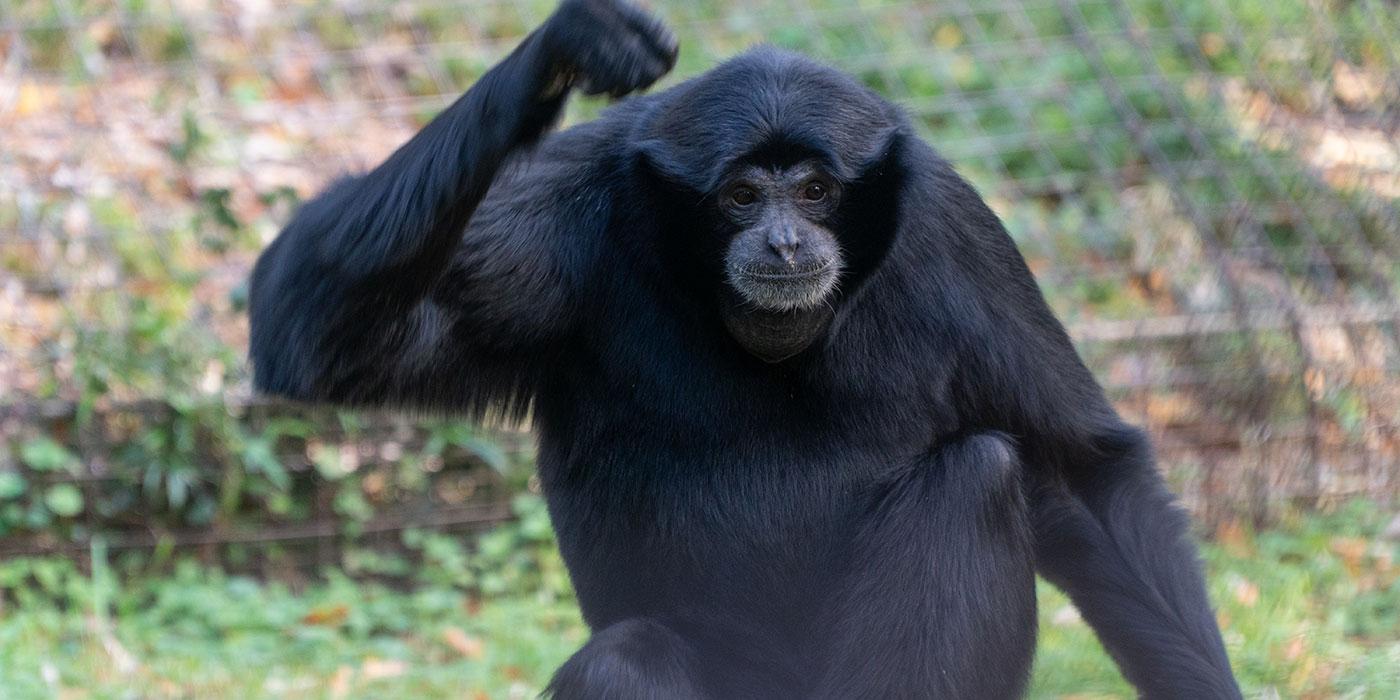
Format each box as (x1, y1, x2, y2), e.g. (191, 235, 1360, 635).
(15, 83, 60, 117)
(1284, 635, 1306, 662)
(301, 604, 349, 626)
(933, 23, 962, 49)
(361, 658, 408, 681)
(1050, 605, 1083, 627)
(1215, 519, 1254, 558)
(1230, 576, 1259, 607)
(442, 627, 486, 660)
(1329, 537, 1368, 577)
(1198, 33, 1225, 58)
(1333, 60, 1384, 108)
(329, 665, 352, 699)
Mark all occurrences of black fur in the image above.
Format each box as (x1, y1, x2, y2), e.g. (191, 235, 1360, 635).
(248, 3, 1240, 697)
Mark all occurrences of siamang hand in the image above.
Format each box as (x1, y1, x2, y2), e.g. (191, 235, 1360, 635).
(539, 0, 679, 98)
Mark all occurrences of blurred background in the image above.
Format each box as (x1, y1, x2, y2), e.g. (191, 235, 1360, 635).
(1, 0, 1397, 697)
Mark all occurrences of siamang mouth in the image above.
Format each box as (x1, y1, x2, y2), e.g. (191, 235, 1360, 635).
(727, 260, 841, 312)
(743, 261, 833, 280)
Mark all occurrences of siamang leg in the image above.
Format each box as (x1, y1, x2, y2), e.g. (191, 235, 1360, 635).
(811, 433, 1037, 699)
(1032, 425, 1241, 699)
(546, 618, 707, 699)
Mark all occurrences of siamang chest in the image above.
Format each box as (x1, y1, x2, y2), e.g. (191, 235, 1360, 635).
(537, 334, 942, 627)
(559, 307, 946, 478)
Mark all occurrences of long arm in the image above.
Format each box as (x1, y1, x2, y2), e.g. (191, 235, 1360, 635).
(916, 148, 1242, 698)
(988, 269, 1241, 699)
(1030, 423, 1240, 699)
(248, 0, 676, 411)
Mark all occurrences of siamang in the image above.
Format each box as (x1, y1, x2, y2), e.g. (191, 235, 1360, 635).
(248, 1, 1241, 697)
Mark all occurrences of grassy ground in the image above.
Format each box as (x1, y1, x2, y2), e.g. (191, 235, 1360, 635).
(0, 500, 1395, 699)
(0, 4, 1397, 698)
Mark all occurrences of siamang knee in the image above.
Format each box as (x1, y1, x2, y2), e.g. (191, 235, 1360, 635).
(902, 431, 1031, 542)
(814, 432, 1035, 699)
(940, 432, 1025, 508)
(545, 618, 705, 700)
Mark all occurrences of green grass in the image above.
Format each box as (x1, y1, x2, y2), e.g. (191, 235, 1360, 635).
(2, 0, 1397, 696)
(0, 501, 1395, 698)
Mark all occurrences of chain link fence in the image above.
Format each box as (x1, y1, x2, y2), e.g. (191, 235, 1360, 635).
(2, 0, 1398, 548)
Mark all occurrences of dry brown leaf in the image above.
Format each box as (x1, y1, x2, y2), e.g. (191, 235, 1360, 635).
(441, 627, 486, 660)
(1144, 393, 1197, 426)
(1230, 576, 1259, 607)
(1198, 33, 1225, 58)
(933, 23, 962, 49)
(1329, 536, 1368, 577)
(1215, 519, 1254, 559)
(15, 83, 60, 117)
(329, 665, 353, 699)
(301, 603, 349, 626)
(1283, 635, 1307, 662)
(361, 657, 409, 681)
(1333, 60, 1384, 108)
(1304, 367, 1326, 401)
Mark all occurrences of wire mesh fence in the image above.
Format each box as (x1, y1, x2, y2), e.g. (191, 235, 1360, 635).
(1, 0, 1398, 547)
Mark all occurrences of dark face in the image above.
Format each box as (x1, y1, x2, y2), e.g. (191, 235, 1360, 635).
(712, 159, 846, 363)
(718, 160, 844, 313)
(634, 48, 905, 364)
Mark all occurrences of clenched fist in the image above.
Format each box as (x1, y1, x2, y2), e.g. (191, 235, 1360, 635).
(538, 0, 679, 98)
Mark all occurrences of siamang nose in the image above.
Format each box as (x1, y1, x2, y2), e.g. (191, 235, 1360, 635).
(767, 228, 801, 265)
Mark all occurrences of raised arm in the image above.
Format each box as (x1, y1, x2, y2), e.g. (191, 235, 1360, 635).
(248, 0, 675, 411)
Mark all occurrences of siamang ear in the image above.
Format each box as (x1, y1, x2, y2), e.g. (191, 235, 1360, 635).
(835, 125, 904, 184)
(632, 138, 724, 194)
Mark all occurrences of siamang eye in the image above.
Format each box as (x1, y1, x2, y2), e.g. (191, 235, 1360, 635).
(802, 181, 828, 201)
(730, 187, 757, 206)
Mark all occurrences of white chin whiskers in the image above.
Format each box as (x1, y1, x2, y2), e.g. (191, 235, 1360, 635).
(727, 263, 841, 312)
